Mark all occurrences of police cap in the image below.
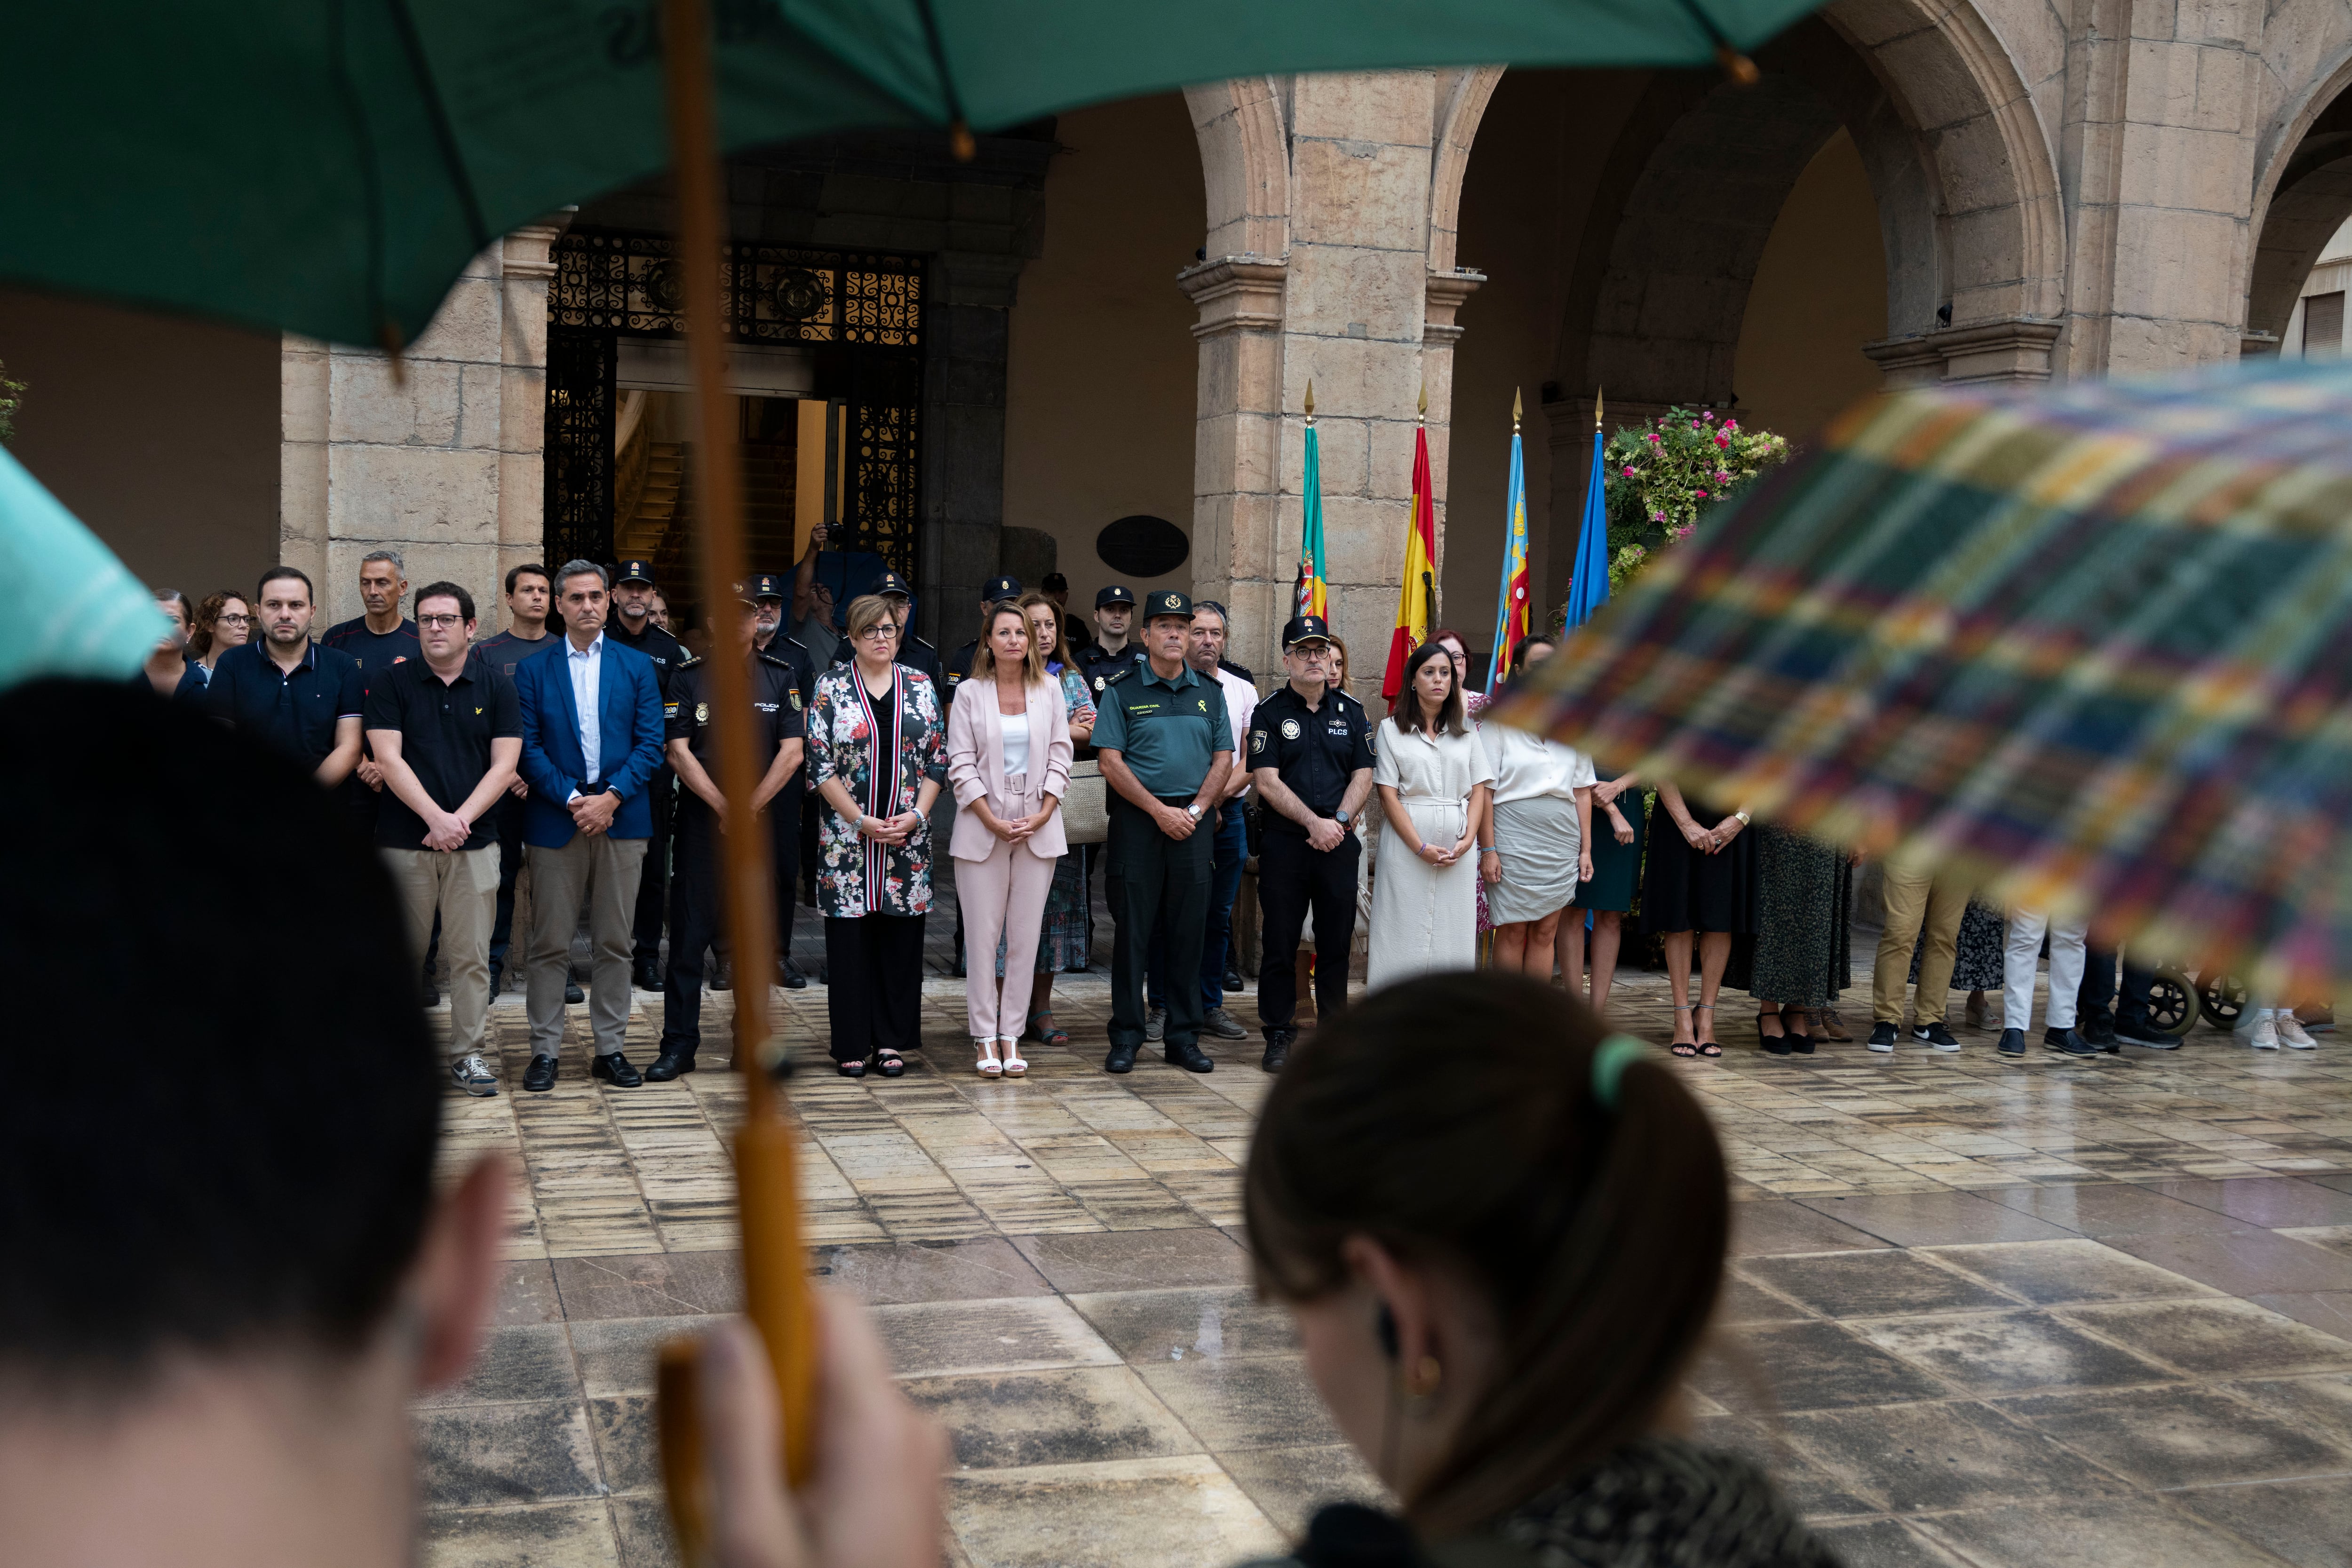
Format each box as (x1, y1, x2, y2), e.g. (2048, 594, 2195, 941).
(616, 560, 656, 587)
(748, 573, 787, 601)
(1142, 589, 1193, 622)
(1282, 614, 1334, 649)
(1094, 584, 1137, 609)
(982, 574, 1022, 602)
(874, 570, 914, 600)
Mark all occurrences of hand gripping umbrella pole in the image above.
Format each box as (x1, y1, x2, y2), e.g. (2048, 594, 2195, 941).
(652, 0, 819, 1554)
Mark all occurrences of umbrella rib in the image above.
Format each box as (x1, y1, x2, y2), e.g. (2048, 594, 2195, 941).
(383, 0, 493, 252)
(908, 0, 974, 155)
(327, 0, 389, 346)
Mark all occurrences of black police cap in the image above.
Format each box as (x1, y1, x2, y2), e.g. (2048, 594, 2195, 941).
(982, 574, 1022, 602)
(616, 560, 655, 586)
(1095, 584, 1136, 608)
(874, 570, 914, 599)
(1282, 614, 1334, 649)
(748, 573, 787, 600)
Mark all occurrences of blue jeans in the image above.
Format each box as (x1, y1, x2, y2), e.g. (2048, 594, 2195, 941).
(1149, 799, 1248, 1014)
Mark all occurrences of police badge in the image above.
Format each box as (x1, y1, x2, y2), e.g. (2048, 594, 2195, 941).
(694, 702, 709, 723)
(1281, 718, 1301, 740)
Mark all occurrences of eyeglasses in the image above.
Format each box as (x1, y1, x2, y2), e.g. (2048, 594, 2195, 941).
(856, 624, 899, 642)
(418, 613, 466, 629)
(214, 613, 252, 627)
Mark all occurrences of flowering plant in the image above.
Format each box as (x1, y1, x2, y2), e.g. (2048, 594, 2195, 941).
(1598, 407, 1789, 591)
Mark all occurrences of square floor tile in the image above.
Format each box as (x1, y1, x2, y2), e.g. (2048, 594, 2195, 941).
(1808, 1517, 1971, 1568)
(2102, 1230, 2352, 1296)
(1133, 1354, 1341, 1451)
(1787, 1399, 2130, 1511)
(1916, 1496, 2296, 1568)
(1985, 1183, 2253, 1239)
(2140, 1177, 2352, 1229)
(608, 1495, 680, 1568)
(813, 1237, 1055, 1305)
(1732, 1198, 1893, 1256)
(2059, 1297, 2352, 1378)
(2172, 1476, 2352, 1568)
(1689, 1412, 1879, 1520)
(415, 1401, 604, 1509)
(874, 1296, 1121, 1377)
(420, 1323, 584, 1408)
(1216, 1445, 1389, 1539)
(945, 1455, 1282, 1568)
(1743, 1250, 2018, 1318)
(1795, 1191, 2077, 1247)
(421, 1500, 622, 1568)
(551, 1253, 743, 1321)
(1695, 1320, 1950, 1413)
(1717, 1273, 1819, 1326)
(569, 1316, 719, 1399)
(1922, 1239, 2224, 1305)
(1009, 1229, 1252, 1293)
(902, 1365, 1200, 1471)
(1853, 1310, 2176, 1396)
(588, 1395, 658, 1496)
(1065, 1287, 1302, 1362)
(2218, 1373, 2352, 1453)
(1993, 1385, 2350, 1488)
(493, 1259, 566, 1325)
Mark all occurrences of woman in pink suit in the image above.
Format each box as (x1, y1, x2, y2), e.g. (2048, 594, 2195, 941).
(946, 602, 1072, 1078)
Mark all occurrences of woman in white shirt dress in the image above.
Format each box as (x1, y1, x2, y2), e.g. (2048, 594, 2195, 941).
(1369, 642, 1495, 989)
(1480, 638, 1596, 977)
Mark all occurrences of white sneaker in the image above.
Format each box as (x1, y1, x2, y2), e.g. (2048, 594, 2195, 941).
(451, 1054, 500, 1096)
(2278, 1016, 2318, 1050)
(2249, 1014, 2280, 1051)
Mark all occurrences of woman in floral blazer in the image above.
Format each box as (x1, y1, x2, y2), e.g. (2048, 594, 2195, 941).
(807, 595, 948, 1075)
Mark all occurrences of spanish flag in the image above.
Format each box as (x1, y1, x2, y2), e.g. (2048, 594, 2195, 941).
(1294, 383, 1328, 620)
(1382, 406, 1439, 702)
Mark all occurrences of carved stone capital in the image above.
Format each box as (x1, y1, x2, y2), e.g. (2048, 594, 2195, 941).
(1177, 255, 1288, 340)
(1423, 269, 1485, 347)
(1863, 318, 2063, 388)
(501, 209, 574, 282)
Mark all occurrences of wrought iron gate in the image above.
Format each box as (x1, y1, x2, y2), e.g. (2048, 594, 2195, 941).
(542, 229, 925, 580)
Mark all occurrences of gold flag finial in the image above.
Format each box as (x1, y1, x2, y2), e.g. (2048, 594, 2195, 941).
(1418, 379, 1428, 421)
(1303, 379, 1315, 420)
(1594, 386, 1605, 432)
(1512, 386, 1523, 431)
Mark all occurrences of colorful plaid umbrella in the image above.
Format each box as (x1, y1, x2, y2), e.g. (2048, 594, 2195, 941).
(1493, 358, 2352, 995)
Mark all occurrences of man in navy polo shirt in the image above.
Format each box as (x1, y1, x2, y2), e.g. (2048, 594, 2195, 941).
(366, 581, 521, 1098)
(206, 565, 365, 788)
(323, 549, 424, 824)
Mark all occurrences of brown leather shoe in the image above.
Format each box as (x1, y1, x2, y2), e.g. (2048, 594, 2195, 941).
(1815, 1006, 1853, 1042)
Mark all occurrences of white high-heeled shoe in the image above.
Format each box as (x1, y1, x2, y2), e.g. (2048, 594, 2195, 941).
(974, 1037, 1003, 1077)
(998, 1037, 1027, 1077)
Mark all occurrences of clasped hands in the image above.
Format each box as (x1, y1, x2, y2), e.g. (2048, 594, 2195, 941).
(982, 804, 1055, 844)
(859, 810, 923, 845)
(1417, 833, 1475, 868)
(570, 788, 620, 838)
(1679, 814, 1744, 855)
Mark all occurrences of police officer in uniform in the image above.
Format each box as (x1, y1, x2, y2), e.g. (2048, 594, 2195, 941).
(1074, 584, 1144, 701)
(749, 572, 818, 988)
(647, 585, 805, 1080)
(1091, 589, 1232, 1075)
(608, 560, 689, 992)
(831, 569, 942, 683)
(943, 574, 1024, 705)
(1244, 614, 1374, 1072)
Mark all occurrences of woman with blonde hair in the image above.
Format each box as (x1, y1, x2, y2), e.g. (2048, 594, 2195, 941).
(945, 599, 1071, 1076)
(808, 594, 947, 1078)
(1006, 591, 1094, 1045)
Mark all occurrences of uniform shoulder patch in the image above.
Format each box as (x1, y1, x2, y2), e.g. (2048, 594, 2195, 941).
(1100, 666, 1135, 689)
(756, 651, 790, 668)
(677, 654, 705, 669)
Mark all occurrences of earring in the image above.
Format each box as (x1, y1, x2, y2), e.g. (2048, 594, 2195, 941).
(1406, 1354, 1443, 1398)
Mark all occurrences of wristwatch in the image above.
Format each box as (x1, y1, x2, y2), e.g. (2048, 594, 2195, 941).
(1185, 802, 1204, 821)
(1333, 808, 1351, 826)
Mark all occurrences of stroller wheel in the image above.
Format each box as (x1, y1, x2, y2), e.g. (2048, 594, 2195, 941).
(2144, 968, 2198, 1037)
(2199, 972, 2248, 1031)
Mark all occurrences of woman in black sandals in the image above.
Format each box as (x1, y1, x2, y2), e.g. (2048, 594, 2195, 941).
(1747, 822, 1851, 1057)
(1641, 781, 1756, 1058)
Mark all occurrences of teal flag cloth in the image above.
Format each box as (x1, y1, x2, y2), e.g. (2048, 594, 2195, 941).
(0, 448, 162, 690)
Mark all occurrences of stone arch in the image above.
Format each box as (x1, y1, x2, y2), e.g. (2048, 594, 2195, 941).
(1430, 66, 1508, 275)
(2245, 48, 2352, 347)
(1186, 77, 1290, 263)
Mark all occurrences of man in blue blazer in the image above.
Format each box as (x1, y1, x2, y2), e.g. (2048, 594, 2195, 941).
(514, 561, 667, 1091)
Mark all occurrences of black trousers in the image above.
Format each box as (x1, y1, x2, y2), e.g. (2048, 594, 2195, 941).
(632, 765, 675, 967)
(825, 914, 925, 1062)
(660, 807, 723, 1057)
(772, 776, 803, 969)
(2080, 948, 2159, 1028)
(1107, 796, 1214, 1049)
(489, 793, 526, 974)
(1255, 829, 1361, 1033)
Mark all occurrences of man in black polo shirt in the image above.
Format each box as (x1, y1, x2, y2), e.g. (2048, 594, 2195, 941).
(650, 588, 806, 1080)
(1245, 614, 1375, 1072)
(322, 549, 423, 826)
(609, 560, 688, 993)
(365, 581, 522, 1098)
(475, 562, 562, 999)
(206, 565, 365, 787)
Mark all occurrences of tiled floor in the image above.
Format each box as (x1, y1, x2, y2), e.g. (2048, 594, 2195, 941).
(420, 947, 2352, 1568)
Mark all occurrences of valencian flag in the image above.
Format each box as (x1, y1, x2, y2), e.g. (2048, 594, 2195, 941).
(1295, 382, 1328, 619)
(1486, 390, 1532, 689)
(1383, 389, 1441, 701)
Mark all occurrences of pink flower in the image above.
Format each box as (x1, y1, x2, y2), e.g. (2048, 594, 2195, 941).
(1651, 510, 1665, 522)
(1714, 471, 1729, 482)
(1724, 420, 1740, 431)
(1714, 434, 1729, 449)
(1695, 489, 1708, 498)
(1690, 421, 1702, 431)
(1621, 465, 1635, 477)
(1702, 411, 1715, 422)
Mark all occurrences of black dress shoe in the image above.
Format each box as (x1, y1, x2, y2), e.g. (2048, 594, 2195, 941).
(781, 957, 808, 990)
(592, 1051, 644, 1087)
(421, 977, 440, 1008)
(1103, 1041, 1139, 1074)
(1224, 963, 1244, 993)
(487, 963, 503, 998)
(633, 958, 662, 991)
(523, 1055, 558, 1092)
(1261, 1032, 1292, 1073)
(1164, 1039, 1215, 1074)
(645, 1051, 696, 1081)
(564, 980, 586, 1004)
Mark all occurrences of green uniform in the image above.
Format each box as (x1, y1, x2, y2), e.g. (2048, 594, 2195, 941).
(1093, 659, 1233, 1061)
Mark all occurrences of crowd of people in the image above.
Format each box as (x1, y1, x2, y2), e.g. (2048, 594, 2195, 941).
(138, 548, 2321, 1092)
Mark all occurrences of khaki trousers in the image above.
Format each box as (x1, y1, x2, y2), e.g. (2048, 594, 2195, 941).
(526, 834, 649, 1059)
(383, 846, 500, 1062)
(1872, 865, 1971, 1026)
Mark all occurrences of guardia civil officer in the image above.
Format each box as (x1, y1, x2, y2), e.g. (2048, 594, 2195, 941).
(749, 572, 819, 988)
(1245, 614, 1374, 1072)
(830, 570, 942, 684)
(1091, 589, 1232, 1074)
(608, 560, 689, 992)
(649, 585, 806, 1080)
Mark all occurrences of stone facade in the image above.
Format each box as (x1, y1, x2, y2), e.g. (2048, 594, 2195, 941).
(272, 0, 2352, 673)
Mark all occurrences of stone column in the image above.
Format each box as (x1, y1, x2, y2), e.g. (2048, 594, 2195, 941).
(278, 220, 565, 633)
(919, 250, 1026, 647)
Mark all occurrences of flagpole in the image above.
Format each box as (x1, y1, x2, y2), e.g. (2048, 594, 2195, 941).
(1487, 388, 1523, 691)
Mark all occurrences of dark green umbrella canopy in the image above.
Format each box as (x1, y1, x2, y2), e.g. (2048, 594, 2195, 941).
(1, 0, 1820, 348)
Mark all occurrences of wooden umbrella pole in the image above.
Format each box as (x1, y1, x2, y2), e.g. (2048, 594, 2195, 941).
(655, 0, 820, 1538)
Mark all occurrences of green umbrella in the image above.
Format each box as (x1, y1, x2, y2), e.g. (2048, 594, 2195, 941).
(0, 0, 1819, 350)
(0, 447, 163, 688)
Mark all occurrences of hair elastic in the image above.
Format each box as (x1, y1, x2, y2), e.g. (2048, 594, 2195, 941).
(1590, 1035, 1649, 1111)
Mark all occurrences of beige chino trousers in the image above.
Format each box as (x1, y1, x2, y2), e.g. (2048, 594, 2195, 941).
(383, 846, 501, 1063)
(526, 834, 648, 1059)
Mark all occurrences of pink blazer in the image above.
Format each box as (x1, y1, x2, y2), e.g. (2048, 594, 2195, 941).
(946, 672, 1073, 862)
